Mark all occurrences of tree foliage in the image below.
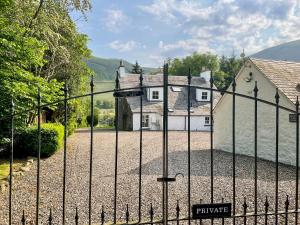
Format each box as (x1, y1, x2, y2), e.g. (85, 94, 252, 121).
(0, 0, 92, 138)
(131, 61, 142, 74)
(169, 52, 243, 90)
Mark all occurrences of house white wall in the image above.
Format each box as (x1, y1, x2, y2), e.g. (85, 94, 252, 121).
(214, 62, 298, 166)
(147, 88, 163, 101)
(168, 116, 185, 130)
(190, 116, 211, 131)
(132, 113, 211, 131)
(132, 113, 161, 130)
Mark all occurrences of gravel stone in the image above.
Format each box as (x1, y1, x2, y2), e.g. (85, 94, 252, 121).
(0, 130, 298, 224)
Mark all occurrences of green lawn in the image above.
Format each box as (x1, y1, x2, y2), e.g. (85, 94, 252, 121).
(94, 81, 115, 102)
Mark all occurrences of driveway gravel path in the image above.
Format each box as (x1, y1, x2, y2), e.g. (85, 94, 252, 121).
(0, 130, 298, 224)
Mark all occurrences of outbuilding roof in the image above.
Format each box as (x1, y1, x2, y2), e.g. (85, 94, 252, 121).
(120, 74, 220, 115)
(250, 58, 300, 104)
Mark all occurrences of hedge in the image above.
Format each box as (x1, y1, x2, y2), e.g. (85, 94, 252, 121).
(15, 123, 64, 158)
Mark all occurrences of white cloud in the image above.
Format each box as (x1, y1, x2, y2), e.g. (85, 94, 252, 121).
(103, 9, 129, 33)
(108, 40, 140, 52)
(140, 0, 300, 57)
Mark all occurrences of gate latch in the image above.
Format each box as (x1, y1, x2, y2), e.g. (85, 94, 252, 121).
(157, 173, 184, 183)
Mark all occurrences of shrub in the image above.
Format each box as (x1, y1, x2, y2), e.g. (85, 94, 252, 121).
(86, 114, 99, 127)
(98, 112, 114, 128)
(15, 123, 64, 158)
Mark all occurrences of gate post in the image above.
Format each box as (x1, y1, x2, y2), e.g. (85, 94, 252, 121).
(162, 63, 169, 225)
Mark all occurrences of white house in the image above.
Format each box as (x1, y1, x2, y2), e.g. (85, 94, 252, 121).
(117, 62, 220, 131)
(214, 58, 300, 166)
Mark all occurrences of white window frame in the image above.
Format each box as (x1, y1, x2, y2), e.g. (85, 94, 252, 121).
(202, 91, 208, 100)
(142, 115, 150, 128)
(205, 116, 210, 125)
(152, 91, 159, 100)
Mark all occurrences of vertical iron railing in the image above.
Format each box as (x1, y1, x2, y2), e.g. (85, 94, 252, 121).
(162, 63, 169, 225)
(253, 81, 258, 224)
(275, 88, 280, 225)
(138, 70, 144, 222)
(114, 72, 120, 224)
(9, 98, 14, 225)
(21, 210, 26, 225)
(296, 96, 299, 225)
(232, 79, 236, 225)
(88, 77, 95, 225)
(264, 196, 269, 225)
(62, 82, 68, 225)
(210, 71, 214, 225)
(187, 68, 191, 225)
(36, 86, 41, 225)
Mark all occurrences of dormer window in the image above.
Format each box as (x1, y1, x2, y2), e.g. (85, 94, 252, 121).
(202, 92, 208, 100)
(152, 91, 159, 100)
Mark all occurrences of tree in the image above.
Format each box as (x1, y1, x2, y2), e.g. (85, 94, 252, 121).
(131, 61, 142, 74)
(169, 52, 219, 76)
(168, 52, 243, 90)
(0, 0, 63, 137)
(0, 0, 93, 137)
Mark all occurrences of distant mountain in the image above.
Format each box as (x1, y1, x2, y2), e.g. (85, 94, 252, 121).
(86, 56, 159, 81)
(252, 40, 300, 62)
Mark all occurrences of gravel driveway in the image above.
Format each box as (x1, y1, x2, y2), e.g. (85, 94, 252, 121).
(0, 130, 298, 224)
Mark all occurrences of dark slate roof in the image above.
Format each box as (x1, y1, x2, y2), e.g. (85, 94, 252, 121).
(120, 74, 220, 115)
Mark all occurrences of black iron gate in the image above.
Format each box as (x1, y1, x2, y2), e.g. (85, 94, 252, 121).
(2, 63, 300, 225)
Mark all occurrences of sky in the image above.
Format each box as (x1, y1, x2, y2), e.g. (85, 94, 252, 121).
(72, 0, 300, 67)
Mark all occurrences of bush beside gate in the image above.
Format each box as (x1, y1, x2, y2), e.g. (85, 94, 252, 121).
(15, 123, 64, 158)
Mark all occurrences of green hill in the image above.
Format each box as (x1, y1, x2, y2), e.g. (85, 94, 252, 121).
(86, 56, 159, 81)
(251, 39, 300, 62)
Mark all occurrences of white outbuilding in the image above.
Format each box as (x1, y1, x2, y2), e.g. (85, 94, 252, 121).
(214, 58, 300, 166)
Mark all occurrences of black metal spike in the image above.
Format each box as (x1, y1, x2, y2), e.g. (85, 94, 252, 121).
(115, 71, 120, 90)
(243, 197, 248, 215)
(188, 68, 192, 85)
(90, 76, 94, 89)
(149, 203, 154, 223)
(48, 208, 52, 225)
(101, 205, 105, 225)
(139, 69, 144, 85)
(75, 207, 79, 225)
(285, 195, 289, 225)
(21, 210, 26, 225)
(275, 88, 280, 103)
(176, 200, 180, 219)
(210, 71, 214, 87)
(264, 196, 269, 212)
(253, 81, 258, 97)
(285, 195, 289, 212)
(296, 96, 299, 108)
(232, 78, 236, 92)
(125, 204, 130, 224)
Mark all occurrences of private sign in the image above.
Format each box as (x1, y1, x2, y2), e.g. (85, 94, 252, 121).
(192, 203, 232, 219)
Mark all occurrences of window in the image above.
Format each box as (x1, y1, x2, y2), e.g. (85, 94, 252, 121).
(142, 115, 150, 128)
(152, 91, 159, 100)
(205, 116, 210, 125)
(202, 92, 208, 100)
